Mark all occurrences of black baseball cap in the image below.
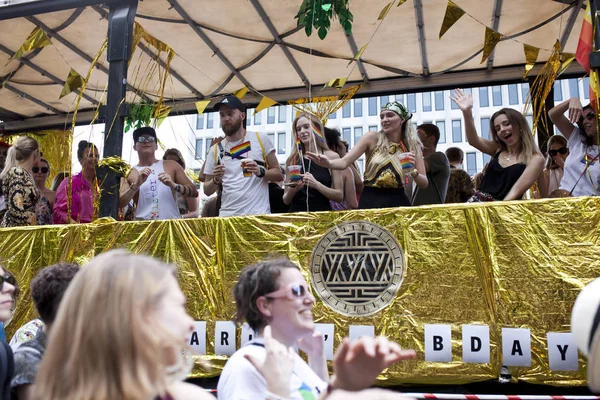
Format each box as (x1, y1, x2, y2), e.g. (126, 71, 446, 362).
(133, 126, 157, 142)
(214, 95, 245, 112)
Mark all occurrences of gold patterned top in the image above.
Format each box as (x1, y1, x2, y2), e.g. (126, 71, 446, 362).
(363, 142, 406, 189)
(1, 166, 39, 227)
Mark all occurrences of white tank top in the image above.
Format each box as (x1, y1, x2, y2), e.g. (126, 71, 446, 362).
(135, 160, 181, 220)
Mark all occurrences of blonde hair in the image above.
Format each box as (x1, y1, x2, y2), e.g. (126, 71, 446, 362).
(163, 148, 185, 169)
(33, 250, 182, 400)
(490, 108, 540, 164)
(286, 113, 330, 167)
(373, 120, 422, 159)
(0, 136, 39, 179)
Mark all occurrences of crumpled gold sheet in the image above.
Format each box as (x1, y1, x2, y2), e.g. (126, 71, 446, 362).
(0, 197, 597, 386)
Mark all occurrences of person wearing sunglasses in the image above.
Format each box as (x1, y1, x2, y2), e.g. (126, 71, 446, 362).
(537, 135, 569, 198)
(0, 267, 19, 400)
(32, 158, 55, 225)
(53, 141, 99, 224)
(218, 258, 416, 400)
(549, 97, 599, 197)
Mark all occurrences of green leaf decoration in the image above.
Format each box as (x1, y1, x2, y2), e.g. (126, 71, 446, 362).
(296, 0, 353, 40)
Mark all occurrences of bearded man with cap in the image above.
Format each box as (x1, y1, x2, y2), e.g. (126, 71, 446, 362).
(203, 95, 282, 216)
(307, 101, 428, 209)
(119, 127, 198, 220)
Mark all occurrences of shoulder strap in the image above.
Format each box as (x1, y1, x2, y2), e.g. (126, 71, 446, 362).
(255, 132, 269, 168)
(214, 142, 226, 166)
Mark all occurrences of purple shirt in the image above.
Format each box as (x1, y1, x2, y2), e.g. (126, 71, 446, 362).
(53, 172, 96, 224)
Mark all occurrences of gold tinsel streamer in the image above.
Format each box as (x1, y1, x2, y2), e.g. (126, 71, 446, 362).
(523, 44, 540, 79)
(10, 27, 51, 61)
(97, 156, 133, 179)
(439, 0, 465, 39)
(481, 27, 503, 64)
(185, 168, 201, 184)
(289, 85, 362, 125)
(59, 68, 85, 99)
(0, 197, 598, 385)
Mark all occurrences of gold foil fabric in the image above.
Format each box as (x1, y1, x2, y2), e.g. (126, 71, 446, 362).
(59, 68, 85, 99)
(1, 198, 598, 386)
(11, 27, 51, 60)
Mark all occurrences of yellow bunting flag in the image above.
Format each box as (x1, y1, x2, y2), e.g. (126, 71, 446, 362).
(59, 68, 85, 99)
(480, 27, 503, 64)
(254, 96, 277, 115)
(195, 100, 210, 115)
(439, 0, 465, 39)
(559, 53, 576, 76)
(233, 87, 249, 99)
(523, 44, 540, 79)
(11, 27, 51, 61)
(323, 77, 347, 89)
(153, 105, 171, 127)
(347, 44, 368, 66)
(397, 0, 407, 6)
(378, 2, 394, 21)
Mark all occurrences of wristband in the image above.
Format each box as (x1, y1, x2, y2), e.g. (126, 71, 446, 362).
(409, 168, 418, 178)
(258, 166, 266, 178)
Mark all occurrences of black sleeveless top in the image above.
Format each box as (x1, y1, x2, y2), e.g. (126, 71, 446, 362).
(289, 158, 332, 212)
(478, 152, 527, 200)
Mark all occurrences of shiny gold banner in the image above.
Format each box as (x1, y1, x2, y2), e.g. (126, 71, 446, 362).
(1, 198, 598, 386)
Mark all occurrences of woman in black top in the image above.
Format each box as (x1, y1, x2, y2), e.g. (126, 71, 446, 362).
(451, 89, 544, 201)
(283, 113, 343, 212)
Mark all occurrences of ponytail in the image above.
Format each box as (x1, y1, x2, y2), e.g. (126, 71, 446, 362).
(0, 136, 39, 180)
(0, 146, 17, 179)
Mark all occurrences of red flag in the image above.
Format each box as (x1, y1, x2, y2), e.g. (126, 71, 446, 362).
(576, 2, 593, 72)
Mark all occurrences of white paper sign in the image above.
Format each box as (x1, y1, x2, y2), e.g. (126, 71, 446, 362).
(241, 323, 255, 347)
(547, 332, 578, 371)
(462, 325, 490, 364)
(502, 328, 531, 367)
(314, 323, 335, 361)
(188, 321, 206, 355)
(424, 324, 452, 362)
(349, 325, 375, 342)
(215, 321, 237, 356)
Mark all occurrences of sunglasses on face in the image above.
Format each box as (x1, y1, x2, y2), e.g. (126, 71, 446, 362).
(548, 146, 568, 157)
(264, 283, 309, 300)
(579, 112, 596, 123)
(0, 272, 17, 295)
(137, 136, 156, 143)
(32, 167, 49, 174)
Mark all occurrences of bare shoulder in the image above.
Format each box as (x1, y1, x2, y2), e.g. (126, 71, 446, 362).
(168, 381, 216, 400)
(163, 159, 184, 172)
(325, 150, 340, 159)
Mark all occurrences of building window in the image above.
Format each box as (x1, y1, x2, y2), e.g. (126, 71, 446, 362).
(508, 84, 519, 105)
(368, 125, 378, 132)
(342, 102, 351, 118)
(521, 82, 529, 102)
(436, 121, 446, 144)
(554, 81, 563, 102)
(342, 128, 351, 146)
(482, 153, 491, 168)
(422, 92, 432, 112)
(380, 95, 389, 110)
(353, 127, 363, 147)
(479, 87, 489, 107)
(492, 86, 502, 106)
(452, 119, 462, 143)
(278, 106, 286, 123)
(196, 114, 204, 130)
(526, 115, 533, 130)
(254, 110, 262, 125)
(584, 77, 590, 99)
(195, 139, 203, 160)
(354, 98, 363, 117)
(569, 78, 580, 99)
(207, 113, 214, 129)
(394, 94, 404, 103)
(267, 133, 275, 147)
(329, 110, 337, 119)
(466, 152, 477, 176)
(480, 117, 490, 140)
(204, 138, 212, 157)
(407, 93, 416, 113)
(368, 97, 377, 116)
(435, 91, 444, 111)
(277, 132, 286, 154)
(246, 109, 252, 126)
(267, 107, 276, 124)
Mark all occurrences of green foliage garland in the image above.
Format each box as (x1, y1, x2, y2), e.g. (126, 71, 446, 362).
(295, 0, 353, 40)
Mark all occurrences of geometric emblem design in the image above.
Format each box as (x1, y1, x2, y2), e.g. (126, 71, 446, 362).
(310, 221, 405, 316)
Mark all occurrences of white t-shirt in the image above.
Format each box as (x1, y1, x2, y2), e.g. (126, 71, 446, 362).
(559, 128, 600, 196)
(204, 132, 275, 217)
(134, 160, 182, 220)
(217, 339, 327, 400)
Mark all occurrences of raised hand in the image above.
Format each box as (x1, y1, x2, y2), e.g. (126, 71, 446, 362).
(450, 89, 473, 112)
(297, 331, 325, 359)
(567, 97, 583, 124)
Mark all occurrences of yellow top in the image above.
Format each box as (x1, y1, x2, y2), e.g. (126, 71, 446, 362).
(363, 142, 406, 189)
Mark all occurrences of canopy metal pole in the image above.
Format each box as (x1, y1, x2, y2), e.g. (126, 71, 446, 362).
(0, 0, 121, 20)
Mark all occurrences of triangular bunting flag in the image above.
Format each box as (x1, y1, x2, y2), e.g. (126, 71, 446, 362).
(347, 44, 368, 66)
(523, 44, 540, 79)
(59, 68, 85, 99)
(558, 53, 576, 76)
(11, 27, 51, 61)
(323, 77, 347, 89)
(378, 2, 394, 21)
(195, 100, 210, 115)
(254, 96, 277, 115)
(233, 87, 248, 99)
(439, 0, 465, 39)
(480, 27, 503, 64)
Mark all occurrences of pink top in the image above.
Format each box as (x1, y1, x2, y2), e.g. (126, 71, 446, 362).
(52, 172, 97, 224)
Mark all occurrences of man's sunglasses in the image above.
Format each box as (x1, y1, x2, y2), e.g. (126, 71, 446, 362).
(264, 283, 309, 300)
(137, 136, 156, 143)
(548, 146, 568, 157)
(580, 112, 596, 123)
(32, 167, 49, 174)
(0, 273, 18, 296)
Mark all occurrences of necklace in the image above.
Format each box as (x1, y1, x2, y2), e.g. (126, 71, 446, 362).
(504, 152, 517, 162)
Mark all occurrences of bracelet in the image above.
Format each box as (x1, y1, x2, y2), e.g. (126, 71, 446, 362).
(410, 168, 419, 178)
(258, 166, 266, 178)
(265, 391, 289, 400)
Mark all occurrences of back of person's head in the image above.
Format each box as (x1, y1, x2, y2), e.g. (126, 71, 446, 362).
(234, 258, 300, 331)
(50, 171, 69, 191)
(76, 140, 97, 162)
(1, 136, 39, 179)
(201, 196, 219, 218)
(445, 147, 464, 164)
(163, 148, 185, 169)
(417, 123, 440, 146)
(324, 127, 342, 152)
(30, 263, 80, 326)
(33, 250, 183, 400)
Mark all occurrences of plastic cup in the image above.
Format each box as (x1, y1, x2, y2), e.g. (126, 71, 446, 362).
(398, 152, 414, 170)
(241, 158, 253, 177)
(287, 165, 302, 182)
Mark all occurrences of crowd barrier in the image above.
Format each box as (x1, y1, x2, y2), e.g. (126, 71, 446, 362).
(1, 197, 598, 386)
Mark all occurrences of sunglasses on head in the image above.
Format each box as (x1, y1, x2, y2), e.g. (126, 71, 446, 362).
(264, 283, 309, 300)
(548, 146, 568, 157)
(0, 272, 17, 295)
(137, 136, 156, 143)
(32, 167, 49, 174)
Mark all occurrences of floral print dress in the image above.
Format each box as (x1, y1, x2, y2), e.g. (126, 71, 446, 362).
(1, 167, 39, 227)
(34, 194, 53, 225)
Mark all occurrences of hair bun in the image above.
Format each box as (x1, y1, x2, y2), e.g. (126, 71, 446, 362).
(78, 141, 89, 151)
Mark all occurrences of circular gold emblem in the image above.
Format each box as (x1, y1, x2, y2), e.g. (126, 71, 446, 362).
(310, 221, 405, 316)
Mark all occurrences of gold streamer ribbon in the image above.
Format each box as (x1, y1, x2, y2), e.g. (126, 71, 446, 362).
(481, 27, 503, 64)
(289, 85, 362, 125)
(439, 0, 465, 39)
(98, 156, 133, 178)
(10, 27, 51, 61)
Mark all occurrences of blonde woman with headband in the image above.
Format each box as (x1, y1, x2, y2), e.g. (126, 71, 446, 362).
(283, 113, 344, 212)
(0, 136, 41, 227)
(307, 101, 428, 209)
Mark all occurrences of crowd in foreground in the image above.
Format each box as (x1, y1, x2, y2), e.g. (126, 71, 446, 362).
(0, 91, 598, 226)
